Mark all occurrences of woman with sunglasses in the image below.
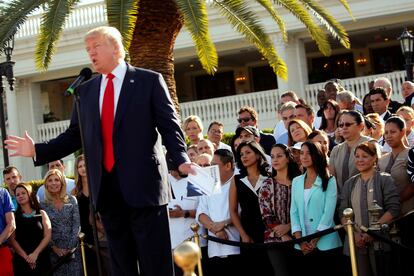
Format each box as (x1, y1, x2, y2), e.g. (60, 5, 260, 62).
(330, 110, 374, 192)
(229, 141, 272, 275)
(9, 183, 51, 275)
(287, 119, 312, 147)
(259, 144, 301, 276)
(290, 141, 341, 276)
(338, 141, 400, 276)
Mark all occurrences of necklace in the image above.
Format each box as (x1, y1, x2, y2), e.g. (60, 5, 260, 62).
(22, 210, 36, 218)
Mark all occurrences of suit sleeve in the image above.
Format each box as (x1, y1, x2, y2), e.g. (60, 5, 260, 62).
(34, 102, 82, 166)
(151, 73, 190, 167)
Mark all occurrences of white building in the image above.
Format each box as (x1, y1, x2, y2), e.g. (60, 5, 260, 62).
(2, 0, 414, 180)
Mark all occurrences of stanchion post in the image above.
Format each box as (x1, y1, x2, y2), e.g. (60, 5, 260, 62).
(79, 232, 88, 276)
(343, 208, 359, 276)
(174, 241, 200, 276)
(190, 223, 203, 276)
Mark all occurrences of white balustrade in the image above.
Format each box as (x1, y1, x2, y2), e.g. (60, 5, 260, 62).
(37, 120, 70, 142)
(16, 2, 107, 39)
(36, 70, 408, 138)
(180, 89, 280, 132)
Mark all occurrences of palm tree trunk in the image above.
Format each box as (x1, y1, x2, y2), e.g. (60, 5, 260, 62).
(129, 0, 183, 113)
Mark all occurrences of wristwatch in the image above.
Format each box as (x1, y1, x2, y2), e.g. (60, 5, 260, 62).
(184, 210, 190, 218)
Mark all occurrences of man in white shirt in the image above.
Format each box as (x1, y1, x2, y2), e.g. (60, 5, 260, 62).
(197, 149, 241, 275)
(37, 159, 76, 202)
(207, 121, 232, 151)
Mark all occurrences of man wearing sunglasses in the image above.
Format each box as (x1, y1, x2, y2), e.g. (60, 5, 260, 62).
(237, 106, 275, 155)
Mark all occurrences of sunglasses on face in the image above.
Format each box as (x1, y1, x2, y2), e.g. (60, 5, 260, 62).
(238, 117, 253, 123)
(338, 122, 356, 128)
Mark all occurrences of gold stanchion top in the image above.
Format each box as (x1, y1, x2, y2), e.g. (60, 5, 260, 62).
(174, 241, 200, 275)
(78, 232, 85, 241)
(343, 208, 354, 220)
(190, 223, 200, 232)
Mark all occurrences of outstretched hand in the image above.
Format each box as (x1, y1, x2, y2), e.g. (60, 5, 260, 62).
(178, 162, 198, 176)
(4, 131, 36, 157)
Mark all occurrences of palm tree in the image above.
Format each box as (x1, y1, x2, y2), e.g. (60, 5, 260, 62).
(0, 0, 353, 110)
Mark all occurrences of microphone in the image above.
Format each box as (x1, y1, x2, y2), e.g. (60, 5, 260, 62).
(65, 68, 93, 96)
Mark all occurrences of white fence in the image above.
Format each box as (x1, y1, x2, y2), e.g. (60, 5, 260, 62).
(37, 70, 407, 140)
(16, 2, 107, 39)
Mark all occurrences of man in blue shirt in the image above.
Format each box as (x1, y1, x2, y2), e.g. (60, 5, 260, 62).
(0, 187, 16, 275)
(3, 166, 22, 209)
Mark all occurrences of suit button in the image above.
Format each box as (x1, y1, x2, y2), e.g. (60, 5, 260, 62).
(310, 219, 313, 222)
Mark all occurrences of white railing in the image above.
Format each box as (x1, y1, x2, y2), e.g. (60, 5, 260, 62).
(36, 70, 408, 139)
(37, 120, 70, 142)
(180, 89, 280, 132)
(304, 70, 406, 109)
(16, 2, 107, 39)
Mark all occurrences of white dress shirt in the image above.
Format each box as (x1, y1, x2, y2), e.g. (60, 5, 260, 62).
(196, 177, 240, 258)
(99, 61, 127, 116)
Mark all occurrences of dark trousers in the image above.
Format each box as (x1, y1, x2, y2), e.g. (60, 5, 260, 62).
(208, 254, 241, 276)
(98, 169, 174, 276)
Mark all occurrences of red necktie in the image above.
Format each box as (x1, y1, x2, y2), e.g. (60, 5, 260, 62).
(101, 73, 115, 171)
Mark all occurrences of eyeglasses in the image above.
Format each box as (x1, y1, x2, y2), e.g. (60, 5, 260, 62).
(199, 163, 211, 167)
(338, 122, 356, 128)
(209, 129, 223, 135)
(238, 117, 253, 123)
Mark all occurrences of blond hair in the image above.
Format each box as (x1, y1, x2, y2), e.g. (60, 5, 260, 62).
(44, 169, 69, 204)
(183, 115, 204, 138)
(85, 26, 125, 59)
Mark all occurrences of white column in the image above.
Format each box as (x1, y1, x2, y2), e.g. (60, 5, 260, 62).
(273, 34, 309, 99)
(11, 79, 44, 180)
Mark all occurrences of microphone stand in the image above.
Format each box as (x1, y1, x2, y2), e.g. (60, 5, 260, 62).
(73, 88, 103, 276)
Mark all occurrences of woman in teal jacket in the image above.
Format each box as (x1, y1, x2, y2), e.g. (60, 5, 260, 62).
(290, 141, 342, 276)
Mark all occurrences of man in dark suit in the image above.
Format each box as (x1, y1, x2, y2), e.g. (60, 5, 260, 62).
(369, 87, 393, 122)
(5, 26, 193, 276)
(237, 106, 275, 154)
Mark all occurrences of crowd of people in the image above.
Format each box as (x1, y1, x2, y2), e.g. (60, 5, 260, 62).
(169, 77, 414, 276)
(0, 158, 109, 276)
(1, 77, 414, 276)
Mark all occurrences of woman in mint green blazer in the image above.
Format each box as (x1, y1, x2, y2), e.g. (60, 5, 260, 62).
(290, 141, 342, 276)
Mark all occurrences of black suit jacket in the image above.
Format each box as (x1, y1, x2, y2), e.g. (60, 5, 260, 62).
(383, 110, 393, 122)
(35, 65, 189, 208)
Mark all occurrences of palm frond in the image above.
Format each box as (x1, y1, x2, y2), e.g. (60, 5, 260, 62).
(176, 0, 218, 75)
(255, 0, 287, 42)
(106, 0, 138, 54)
(35, 0, 79, 70)
(212, 0, 287, 80)
(274, 0, 331, 56)
(299, 0, 350, 49)
(338, 0, 354, 20)
(0, 0, 48, 46)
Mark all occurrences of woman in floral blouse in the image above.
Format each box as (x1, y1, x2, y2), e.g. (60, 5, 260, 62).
(259, 144, 301, 276)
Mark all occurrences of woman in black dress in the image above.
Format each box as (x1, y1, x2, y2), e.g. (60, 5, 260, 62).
(229, 140, 273, 275)
(9, 183, 51, 275)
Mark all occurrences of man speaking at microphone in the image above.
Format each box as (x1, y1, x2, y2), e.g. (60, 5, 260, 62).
(5, 26, 193, 276)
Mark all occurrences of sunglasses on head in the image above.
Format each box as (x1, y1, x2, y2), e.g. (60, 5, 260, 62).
(238, 117, 253, 123)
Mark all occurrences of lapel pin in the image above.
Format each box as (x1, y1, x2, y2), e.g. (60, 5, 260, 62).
(130, 79, 135, 83)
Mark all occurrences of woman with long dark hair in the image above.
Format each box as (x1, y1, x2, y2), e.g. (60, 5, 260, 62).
(290, 141, 341, 276)
(229, 141, 272, 275)
(9, 183, 51, 275)
(259, 144, 301, 276)
(319, 99, 340, 138)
